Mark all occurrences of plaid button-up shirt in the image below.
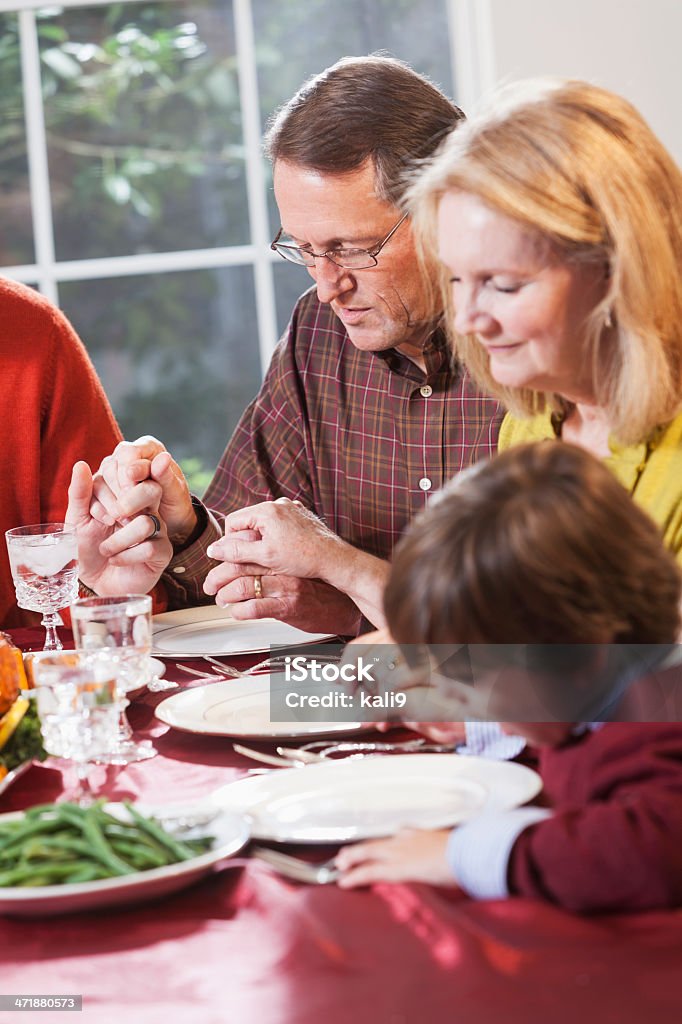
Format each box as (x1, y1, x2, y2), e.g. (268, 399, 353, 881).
(165, 288, 503, 606)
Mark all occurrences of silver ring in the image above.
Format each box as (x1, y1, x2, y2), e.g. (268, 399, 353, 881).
(253, 575, 263, 599)
(144, 512, 162, 540)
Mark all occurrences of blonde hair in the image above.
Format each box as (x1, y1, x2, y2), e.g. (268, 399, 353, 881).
(407, 79, 682, 443)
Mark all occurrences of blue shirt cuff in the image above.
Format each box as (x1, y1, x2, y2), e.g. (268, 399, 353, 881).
(447, 807, 552, 899)
(459, 721, 526, 761)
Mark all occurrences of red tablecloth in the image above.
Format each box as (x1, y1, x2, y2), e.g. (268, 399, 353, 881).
(2, 632, 682, 1024)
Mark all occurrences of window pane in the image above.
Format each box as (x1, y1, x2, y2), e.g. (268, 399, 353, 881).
(60, 267, 261, 492)
(273, 260, 312, 338)
(253, 0, 453, 233)
(40, 1, 248, 262)
(0, 13, 34, 266)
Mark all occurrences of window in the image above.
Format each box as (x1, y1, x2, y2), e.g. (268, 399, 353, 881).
(1, 0, 456, 489)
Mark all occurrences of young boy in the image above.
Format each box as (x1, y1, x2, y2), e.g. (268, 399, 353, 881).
(336, 442, 682, 913)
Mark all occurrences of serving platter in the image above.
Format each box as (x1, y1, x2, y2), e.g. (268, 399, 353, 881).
(0, 806, 249, 916)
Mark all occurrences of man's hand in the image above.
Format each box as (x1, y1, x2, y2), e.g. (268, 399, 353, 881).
(335, 829, 456, 888)
(67, 461, 172, 595)
(206, 568, 362, 635)
(210, 498, 389, 627)
(90, 436, 197, 544)
(214, 498, 345, 580)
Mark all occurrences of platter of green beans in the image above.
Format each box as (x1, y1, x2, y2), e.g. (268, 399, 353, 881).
(0, 800, 249, 916)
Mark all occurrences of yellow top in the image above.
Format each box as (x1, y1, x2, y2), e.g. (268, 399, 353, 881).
(498, 410, 682, 564)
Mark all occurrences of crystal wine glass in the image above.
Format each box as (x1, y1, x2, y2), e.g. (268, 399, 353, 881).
(5, 523, 78, 651)
(31, 650, 120, 805)
(70, 594, 155, 764)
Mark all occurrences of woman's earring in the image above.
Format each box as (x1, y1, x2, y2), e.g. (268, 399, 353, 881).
(604, 308, 613, 329)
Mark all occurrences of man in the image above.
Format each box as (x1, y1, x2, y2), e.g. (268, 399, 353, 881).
(72, 56, 502, 633)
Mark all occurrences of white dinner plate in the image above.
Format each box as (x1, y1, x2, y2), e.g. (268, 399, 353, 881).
(152, 606, 335, 658)
(155, 676, 369, 741)
(0, 805, 249, 917)
(210, 754, 542, 844)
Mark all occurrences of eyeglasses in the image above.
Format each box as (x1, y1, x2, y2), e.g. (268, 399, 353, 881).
(271, 212, 409, 270)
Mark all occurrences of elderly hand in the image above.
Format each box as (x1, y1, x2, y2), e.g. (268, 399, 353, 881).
(204, 564, 363, 636)
(89, 436, 196, 544)
(212, 498, 344, 580)
(67, 461, 172, 595)
(335, 829, 456, 888)
(209, 498, 390, 627)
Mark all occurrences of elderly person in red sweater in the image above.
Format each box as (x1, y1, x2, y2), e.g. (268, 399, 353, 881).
(335, 442, 682, 914)
(0, 278, 123, 628)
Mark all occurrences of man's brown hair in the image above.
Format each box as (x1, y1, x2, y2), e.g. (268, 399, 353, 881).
(264, 55, 464, 205)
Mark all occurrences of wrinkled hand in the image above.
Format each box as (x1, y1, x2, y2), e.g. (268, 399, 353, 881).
(204, 560, 362, 636)
(212, 498, 347, 582)
(90, 436, 196, 543)
(335, 829, 456, 888)
(67, 461, 172, 595)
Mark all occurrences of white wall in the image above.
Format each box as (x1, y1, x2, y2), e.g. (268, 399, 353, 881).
(483, 0, 682, 163)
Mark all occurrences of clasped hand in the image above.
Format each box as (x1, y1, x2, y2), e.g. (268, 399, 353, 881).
(204, 498, 362, 635)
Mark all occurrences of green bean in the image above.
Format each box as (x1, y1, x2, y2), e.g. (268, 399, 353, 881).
(107, 840, 166, 870)
(0, 817, 73, 854)
(65, 864, 108, 884)
(123, 802, 199, 862)
(0, 800, 216, 887)
(0, 862, 90, 886)
(55, 804, 134, 876)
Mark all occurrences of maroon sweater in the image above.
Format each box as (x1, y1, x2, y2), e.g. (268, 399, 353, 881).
(509, 723, 682, 913)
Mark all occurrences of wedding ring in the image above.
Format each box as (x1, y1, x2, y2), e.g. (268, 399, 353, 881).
(253, 575, 263, 599)
(144, 512, 162, 540)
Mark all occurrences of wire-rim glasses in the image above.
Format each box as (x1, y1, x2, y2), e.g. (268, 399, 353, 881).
(271, 212, 408, 269)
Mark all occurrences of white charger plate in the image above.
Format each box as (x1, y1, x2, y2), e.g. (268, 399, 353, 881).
(155, 676, 369, 741)
(210, 754, 542, 844)
(0, 805, 249, 916)
(152, 606, 334, 658)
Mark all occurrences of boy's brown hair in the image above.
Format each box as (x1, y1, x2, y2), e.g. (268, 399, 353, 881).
(385, 442, 681, 647)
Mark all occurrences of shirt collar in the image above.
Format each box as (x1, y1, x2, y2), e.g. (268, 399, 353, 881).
(375, 325, 452, 382)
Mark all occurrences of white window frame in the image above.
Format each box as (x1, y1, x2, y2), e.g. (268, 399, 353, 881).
(0, 0, 494, 370)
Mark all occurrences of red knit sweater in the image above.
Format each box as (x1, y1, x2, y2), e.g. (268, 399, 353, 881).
(0, 277, 121, 627)
(510, 723, 682, 912)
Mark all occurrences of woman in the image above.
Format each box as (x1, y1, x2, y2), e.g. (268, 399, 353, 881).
(205, 79, 682, 622)
(410, 77, 682, 554)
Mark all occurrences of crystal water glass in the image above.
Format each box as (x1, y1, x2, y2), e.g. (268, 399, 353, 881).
(5, 523, 78, 651)
(70, 594, 155, 764)
(31, 650, 120, 805)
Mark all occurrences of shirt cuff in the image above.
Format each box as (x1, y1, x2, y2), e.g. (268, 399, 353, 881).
(447, 807, 552, 899)
(167, 503, 223, 585)
(459, 721, 526, 761)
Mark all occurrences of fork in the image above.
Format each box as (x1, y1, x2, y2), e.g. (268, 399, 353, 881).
(232, 742, 310, 768)
(297, 738, 457, 757)
(175, 662, 243, 680)
(250, 846, 339, 884)
(207, 652, 344, 676)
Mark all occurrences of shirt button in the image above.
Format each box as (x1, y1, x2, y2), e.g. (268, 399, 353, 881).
(420, 385, 433, 398)
(419, 477, 432, 492)
(173, 566, 187, 574)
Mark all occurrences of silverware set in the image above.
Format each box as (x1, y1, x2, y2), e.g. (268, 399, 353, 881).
(232, 737, 456, 768)
(174, 650, 343, 683)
